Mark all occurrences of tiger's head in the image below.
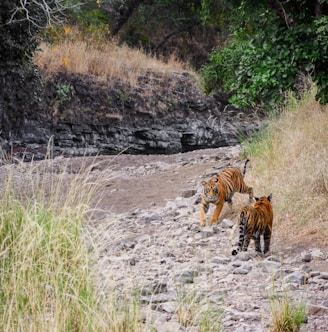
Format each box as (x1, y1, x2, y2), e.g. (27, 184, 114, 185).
(202, 177, 220, 203)
(254, 193, 272, 207)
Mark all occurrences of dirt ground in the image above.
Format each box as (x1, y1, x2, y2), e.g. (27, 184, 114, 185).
(1, 145, 327, 256)
(89, 146, 243, 214)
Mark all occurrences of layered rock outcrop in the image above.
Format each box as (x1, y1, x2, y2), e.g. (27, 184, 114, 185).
(1, 71, 263, 160)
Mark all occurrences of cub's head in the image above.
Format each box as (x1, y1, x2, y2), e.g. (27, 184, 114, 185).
(202, 177, 220, 202)
(254, 193, 272, 207)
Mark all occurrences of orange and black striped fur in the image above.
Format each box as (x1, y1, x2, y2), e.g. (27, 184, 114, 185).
(232, 194, 273, 255)
(200, 160, 253, 226)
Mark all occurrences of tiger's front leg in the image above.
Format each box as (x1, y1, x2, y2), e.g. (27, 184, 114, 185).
(200, 201, 209, 226)
(211, 201, 224, 224)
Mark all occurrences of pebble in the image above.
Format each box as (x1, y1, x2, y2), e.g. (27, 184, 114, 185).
(301, 251, 312, 262)
(283, 271, 309, 285)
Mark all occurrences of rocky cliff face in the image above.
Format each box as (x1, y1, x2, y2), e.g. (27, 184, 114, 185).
(1, 71, 263, 160)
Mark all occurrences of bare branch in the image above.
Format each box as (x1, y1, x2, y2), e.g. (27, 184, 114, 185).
(5, 0, 80, 30)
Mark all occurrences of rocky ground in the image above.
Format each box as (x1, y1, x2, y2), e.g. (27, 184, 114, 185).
(1, 146, 327, 331)
(85, 146, 328, 332)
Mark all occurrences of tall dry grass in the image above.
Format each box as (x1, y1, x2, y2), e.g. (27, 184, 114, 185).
(33, 38, 193, 86)
(0, 156, 115, 331)
(244, 82, 328, 246)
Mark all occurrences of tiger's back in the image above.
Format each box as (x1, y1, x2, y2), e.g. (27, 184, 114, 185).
(232, 194, 273, 255)
(216, 165, 251, 204)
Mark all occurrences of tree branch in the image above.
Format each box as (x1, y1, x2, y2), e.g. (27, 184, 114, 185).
(267, 0, 296, 27)
(315, 0, 323, 19)
(5, 0, 77, 30)
(111, 0, 144, 37)
(153, 22, 201, 54)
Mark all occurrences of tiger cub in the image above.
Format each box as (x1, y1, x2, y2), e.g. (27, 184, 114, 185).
(232, 194, 273, 255)
(200, 160, 253, 226)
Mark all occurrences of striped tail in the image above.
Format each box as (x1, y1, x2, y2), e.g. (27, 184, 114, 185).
(242, 159, 250, 177)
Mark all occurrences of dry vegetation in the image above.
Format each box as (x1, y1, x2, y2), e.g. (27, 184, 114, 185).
(0, 158, 107, 331)
(269, 295, 307, 332)
(244, 83, 328, 248)
(33, 27, 194, 86)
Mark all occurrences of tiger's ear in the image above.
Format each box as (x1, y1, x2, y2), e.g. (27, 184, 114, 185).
(267, 193, 273, 201)
(255, 197, 259, 201)
(201, 180, 206, 186)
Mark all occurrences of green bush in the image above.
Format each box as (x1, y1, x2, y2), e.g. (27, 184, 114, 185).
(201, 11, 328, 112)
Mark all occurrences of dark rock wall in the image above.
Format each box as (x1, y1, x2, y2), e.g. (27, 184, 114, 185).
(0, 71, 263, 160)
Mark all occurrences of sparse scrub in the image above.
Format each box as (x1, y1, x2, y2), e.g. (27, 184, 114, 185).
(101, 293, 144, 332)
(176, 288, 199, 327)
(270, 295, 307, 332)
(176, 286, 222, 331)
(244, 81, 328, 245)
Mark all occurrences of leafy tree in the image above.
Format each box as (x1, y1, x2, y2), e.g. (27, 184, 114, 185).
(201, 0, 328, 112)
(0, 0, 72, 135)
(99, 0, 226, 67)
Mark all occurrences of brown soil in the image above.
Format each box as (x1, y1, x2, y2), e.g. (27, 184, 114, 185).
(1, 146, 327, 256)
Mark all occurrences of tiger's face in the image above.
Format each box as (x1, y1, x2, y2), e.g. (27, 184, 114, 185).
(202, 177, 220, 202)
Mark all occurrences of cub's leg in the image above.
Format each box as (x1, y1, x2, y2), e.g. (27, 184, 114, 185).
(211, 201, 224, 224)
(263, 226, 272, 254)
(200, 202, 209, 226)
(254, 235, 262, 253)
(226, 191, 234, 207)
(238, 183, 253, 204)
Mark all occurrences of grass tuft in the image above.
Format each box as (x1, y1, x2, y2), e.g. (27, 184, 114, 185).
(270, 295, 307, 332)
(176, 286, 222, 331)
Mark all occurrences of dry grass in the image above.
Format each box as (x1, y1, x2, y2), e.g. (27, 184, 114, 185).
(0, 156, 117, 331)
(33, 38, 194, 86)
(0, 154, 167, 331)
(175, 287, 221, 331)
(244, 82, 328, 247)
(269, 295, 307, 332)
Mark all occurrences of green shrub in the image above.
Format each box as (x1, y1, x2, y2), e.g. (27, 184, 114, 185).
(201, 11, 328, 112)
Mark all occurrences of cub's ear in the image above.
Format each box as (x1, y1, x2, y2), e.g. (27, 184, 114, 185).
(267, 193, 273, 201)
(201, 180, 206, 186)
(255, 197, 259, 201)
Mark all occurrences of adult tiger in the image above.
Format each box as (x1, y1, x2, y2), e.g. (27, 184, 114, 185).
(232, 194, 273, 256)
(200, 160, 253, 226)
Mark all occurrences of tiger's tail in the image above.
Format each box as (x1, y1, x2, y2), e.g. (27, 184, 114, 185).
(231, 208, 249, 256)
(242, 159, 250, 177)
